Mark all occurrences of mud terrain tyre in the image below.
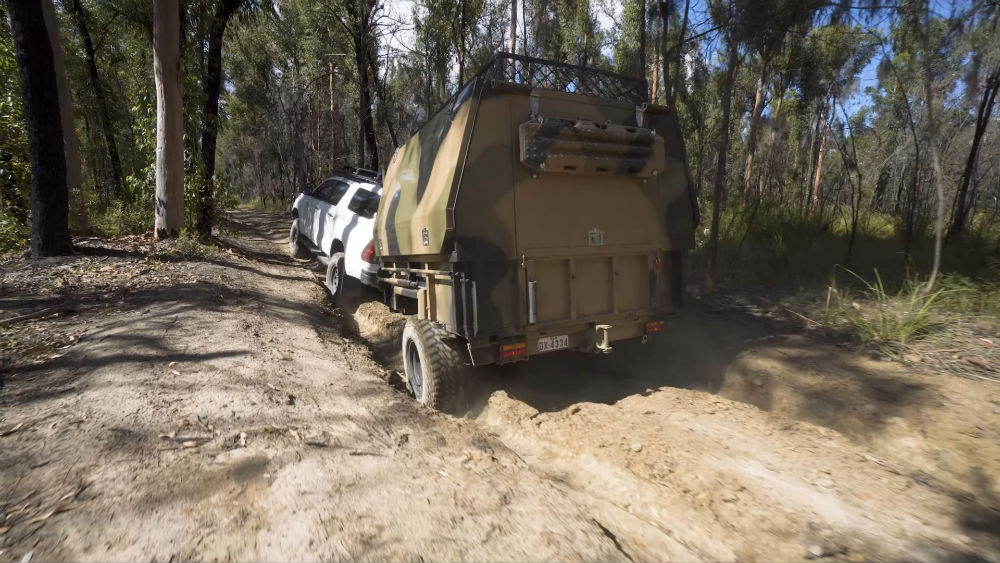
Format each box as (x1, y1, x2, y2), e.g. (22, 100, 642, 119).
(325, 252, 346, 302)
(402, 318, 467, 412)
(288, 219, 310, 259)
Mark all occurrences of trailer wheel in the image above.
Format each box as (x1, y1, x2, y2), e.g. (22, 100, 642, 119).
(325, 252, 345, 302)
(288, 220, 310, 259)
(402, 318, 466, 412)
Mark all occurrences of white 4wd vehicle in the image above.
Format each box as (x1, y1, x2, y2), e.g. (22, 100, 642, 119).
(288, 168, 381, 300)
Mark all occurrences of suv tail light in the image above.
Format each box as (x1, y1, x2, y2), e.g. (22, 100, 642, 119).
(361, 240, 376, 263)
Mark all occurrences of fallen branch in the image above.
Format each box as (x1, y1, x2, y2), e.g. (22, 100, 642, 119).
(0, 422, 25, 436)
(781, 306, 824, 326)
(967, 357, 995, 372)
(0, 306, 74, 327)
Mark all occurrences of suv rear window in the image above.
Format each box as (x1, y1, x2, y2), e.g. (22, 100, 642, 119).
(315, 179, 351, 205)
(347, 188, 380, 219)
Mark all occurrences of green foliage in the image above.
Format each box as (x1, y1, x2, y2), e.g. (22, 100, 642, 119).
(0, 204, 28, 252)
(157, 231, 221, 260)
(690, 201, 1000, 289)
(0, 4, 30, 251)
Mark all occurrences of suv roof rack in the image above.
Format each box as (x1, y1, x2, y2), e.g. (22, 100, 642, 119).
(334, 166, 381, 184)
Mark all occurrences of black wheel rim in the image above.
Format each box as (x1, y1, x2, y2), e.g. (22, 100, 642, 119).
(406, 340, 424, 400)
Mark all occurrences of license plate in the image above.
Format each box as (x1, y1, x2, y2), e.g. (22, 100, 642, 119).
(537, 335, 570, 353)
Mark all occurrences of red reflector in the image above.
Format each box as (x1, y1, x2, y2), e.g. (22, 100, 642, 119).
(361, 240, 376, 263)
(645, 320, 665, 333)
(500, 342, 527, 359)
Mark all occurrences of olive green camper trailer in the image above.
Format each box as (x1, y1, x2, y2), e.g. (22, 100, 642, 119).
(374, 53, 697, 410)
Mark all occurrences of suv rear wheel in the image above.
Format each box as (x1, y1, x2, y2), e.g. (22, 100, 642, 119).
(288, 219, 309, 259)
(401, 318, 466, 412)
(325, 252, 345, 302)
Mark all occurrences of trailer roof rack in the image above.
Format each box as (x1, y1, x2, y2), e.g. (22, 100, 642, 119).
(485, 52, 648, 105)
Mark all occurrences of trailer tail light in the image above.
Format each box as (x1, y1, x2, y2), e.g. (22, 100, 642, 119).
(499, 342, 527, 360)
(361, 240, 376, 263)
(645, 319, 665, 334)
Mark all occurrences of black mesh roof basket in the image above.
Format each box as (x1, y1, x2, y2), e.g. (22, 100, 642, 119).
(484, 52, 648, 104)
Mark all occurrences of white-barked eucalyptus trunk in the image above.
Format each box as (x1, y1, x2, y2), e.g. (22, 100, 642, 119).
(153, 0, 184, 238)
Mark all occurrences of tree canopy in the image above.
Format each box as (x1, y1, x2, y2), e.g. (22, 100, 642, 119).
(1, 0, 997, 284)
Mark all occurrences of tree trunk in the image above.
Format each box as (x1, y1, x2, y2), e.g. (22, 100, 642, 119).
(330, 60, 337, 164)
(458, 0, 466, 85)
(651, 27, 660, 103)
(811, 97, 832, 211)
(922, 40, 944, 293)
(949, 63, 999, 238)
(43, 0, 88, 234)
(509, 0, 517, 54)
(8, 0, 72, 257)
(742, 61, 768, 196)
(355, 27, 379, 171)
(69, 0, 125, 201)
(671, 0, 689, 106)
(197, 0, 242, 239)
(764, 88, 785, 196)
(705, 39, 739, 293)
(638, 0, 646, 80)
(657, 0, 670, 104)
(154, 0, 184, 239)
(766, 87, 784, 148)
(368, 49, 399, 150)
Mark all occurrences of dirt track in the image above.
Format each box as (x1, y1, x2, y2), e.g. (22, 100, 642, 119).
(2, 208, 998, 562)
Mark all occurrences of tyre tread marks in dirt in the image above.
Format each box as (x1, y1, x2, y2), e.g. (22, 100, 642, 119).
(404, 318, 467, 413)
(289, 220, 310, 259)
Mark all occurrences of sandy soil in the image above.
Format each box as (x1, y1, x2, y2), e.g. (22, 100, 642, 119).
(1, 208, 998, 562)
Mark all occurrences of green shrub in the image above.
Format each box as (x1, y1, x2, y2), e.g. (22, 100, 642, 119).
(0, 204, 28, 253)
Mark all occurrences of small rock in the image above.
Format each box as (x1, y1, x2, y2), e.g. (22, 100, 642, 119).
(805, 542, 845, 559)
(304, 431, 330, 448)
(722, 494, 738, 503)
(569, 406, 581, 415)
(753, 377, 765, 387)
(630, 442, 643, 453)
(286, 394, 296, 406)
(816, 478, 835, 489)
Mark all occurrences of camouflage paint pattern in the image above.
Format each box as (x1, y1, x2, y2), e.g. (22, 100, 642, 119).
(377, 83, 477, 257)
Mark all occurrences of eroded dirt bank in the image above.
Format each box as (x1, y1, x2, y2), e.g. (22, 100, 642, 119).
(2, 209, 998, 562)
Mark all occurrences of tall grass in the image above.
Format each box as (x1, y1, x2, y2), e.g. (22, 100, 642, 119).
(825, 268, 954, 350)
(687, 203, 1000, 351)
